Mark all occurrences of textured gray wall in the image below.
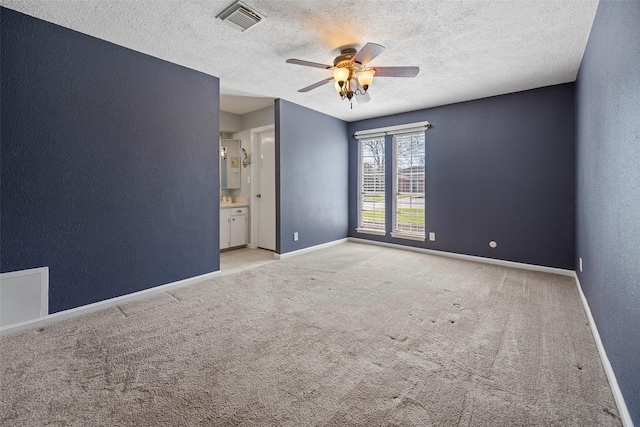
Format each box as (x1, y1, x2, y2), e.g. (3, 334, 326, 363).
(576, 1, 640, 423)
(348, 84, 576, 269)
(1, 8, 220, 313)
(276, 100, 349, 254)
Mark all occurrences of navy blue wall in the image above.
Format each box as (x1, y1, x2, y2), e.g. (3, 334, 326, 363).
(276, 100, 349, 254)
(576, 1, 640, 423)
(1, 8, 220, 313)
(348, 84, 576, 270)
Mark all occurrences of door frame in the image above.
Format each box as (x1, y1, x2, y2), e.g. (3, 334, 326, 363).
(248, 124, 275, 249)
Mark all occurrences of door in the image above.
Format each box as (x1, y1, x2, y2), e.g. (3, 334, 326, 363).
(256, 129, 276, 251)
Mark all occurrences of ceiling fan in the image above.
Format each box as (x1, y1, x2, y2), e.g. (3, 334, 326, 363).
(286, 42, 419, 107)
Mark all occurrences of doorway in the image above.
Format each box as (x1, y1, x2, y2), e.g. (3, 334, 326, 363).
(250, 126, 276, 251)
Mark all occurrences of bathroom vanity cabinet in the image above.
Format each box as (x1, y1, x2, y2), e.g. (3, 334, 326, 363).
(220, 206, 248, 249)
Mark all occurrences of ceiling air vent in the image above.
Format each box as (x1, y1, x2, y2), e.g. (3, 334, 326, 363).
(217, 1, 265, 32)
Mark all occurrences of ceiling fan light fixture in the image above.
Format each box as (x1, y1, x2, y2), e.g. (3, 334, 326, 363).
(286, 42, 419, 108)
(333, 67, 350, 85)
(357, 69, 375, 91)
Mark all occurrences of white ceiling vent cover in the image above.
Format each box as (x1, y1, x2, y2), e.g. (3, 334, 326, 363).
(217, 1, 265, 32)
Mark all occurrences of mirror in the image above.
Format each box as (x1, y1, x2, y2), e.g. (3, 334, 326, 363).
(220, 139, 241, 189)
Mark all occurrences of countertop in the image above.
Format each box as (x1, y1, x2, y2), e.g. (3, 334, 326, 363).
(220, 203, 249, 208)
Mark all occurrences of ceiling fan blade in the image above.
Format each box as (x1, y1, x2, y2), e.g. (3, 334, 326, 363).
(286, 58, 332, 69)
(299, 77, 334, 92)
(372, 66, 420, 78)
(351, 42, 386, 66)
(355, 91, 371, 104)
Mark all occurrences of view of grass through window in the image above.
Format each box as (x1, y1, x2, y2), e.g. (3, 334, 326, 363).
(358, 137, 385, 231)
(393, 132, 425, 235)
(357, 128, 426, 237)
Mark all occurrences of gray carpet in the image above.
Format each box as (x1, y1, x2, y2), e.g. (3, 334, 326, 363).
(0, 242, 621, 426)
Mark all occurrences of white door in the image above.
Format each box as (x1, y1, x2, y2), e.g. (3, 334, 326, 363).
(257, 129, 276, 251)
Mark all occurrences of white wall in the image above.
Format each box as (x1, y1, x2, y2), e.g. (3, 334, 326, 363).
(241, 106, 274, 130)
(221, 105, 273, 134)
(220, 111, 242, 133)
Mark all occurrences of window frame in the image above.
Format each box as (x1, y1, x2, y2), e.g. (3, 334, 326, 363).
(390, 131, 426, 241)
(356, 135, 387, 236)
(354, 121, 430, 240)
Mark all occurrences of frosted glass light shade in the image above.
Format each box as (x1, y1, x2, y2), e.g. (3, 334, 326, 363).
(333, 67, 350, 84)
(357, 69, 375, 88)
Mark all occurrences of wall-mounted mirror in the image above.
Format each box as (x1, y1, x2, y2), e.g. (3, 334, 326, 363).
(220, 139, 241, 189)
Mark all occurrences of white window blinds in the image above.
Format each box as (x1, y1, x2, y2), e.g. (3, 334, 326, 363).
(357, 136, 386, 235)
(391, 131, 426, 240)
(355, 121, 430, 239)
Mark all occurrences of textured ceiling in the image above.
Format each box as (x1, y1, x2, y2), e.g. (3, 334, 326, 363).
(1, 0, 599, 121)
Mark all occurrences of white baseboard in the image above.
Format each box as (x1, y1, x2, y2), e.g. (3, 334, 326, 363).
(351, 237, 632, 425)
(275, 238, 349, 260)
(348, 238, 575, 276)
(2, 244, 631, 426)
(0, 270, 221, 337)
(573, 274, 633, 427)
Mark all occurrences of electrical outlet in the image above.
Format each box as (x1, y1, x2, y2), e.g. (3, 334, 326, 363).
(294, 232, 298, 241)
(429, 232, 436, 241)
(579, 257, 583, 272)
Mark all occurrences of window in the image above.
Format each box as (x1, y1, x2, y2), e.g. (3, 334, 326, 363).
(357, 136, 386, 235)
(391, 131, 425, 240)
(355, 121, 429, 240)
